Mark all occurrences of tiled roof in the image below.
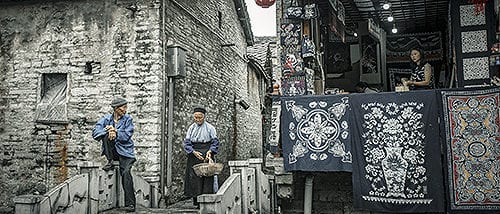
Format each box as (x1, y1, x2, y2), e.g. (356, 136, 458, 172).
(247, 36, 276, 68)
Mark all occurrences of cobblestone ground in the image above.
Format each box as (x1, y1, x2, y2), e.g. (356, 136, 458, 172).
(100, 199, 198, 214)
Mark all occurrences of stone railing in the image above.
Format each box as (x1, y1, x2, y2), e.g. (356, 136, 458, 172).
(198, 158, 272, 214)
(265, 156, 293, 199)
(13, 161, 161, 214)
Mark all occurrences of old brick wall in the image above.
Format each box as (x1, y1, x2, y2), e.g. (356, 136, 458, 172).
(163, 0, 264, 202)
(0, 0, 163, 210)
(0, 0, 265, 210)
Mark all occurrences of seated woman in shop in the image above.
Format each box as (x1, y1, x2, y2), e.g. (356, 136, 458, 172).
(403, 48, 434, 90)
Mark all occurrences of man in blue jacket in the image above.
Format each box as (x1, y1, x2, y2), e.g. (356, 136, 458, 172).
(92, 97, 136, 212)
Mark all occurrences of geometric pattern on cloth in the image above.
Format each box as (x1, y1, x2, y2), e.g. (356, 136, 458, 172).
(441, 88, 500, 210)
(460, 5, 486, 26)
(463, 57, 490, 80)
(461, 30, 488, 53)
(281, 95, 352, 172)
(351, 91, 444, 213)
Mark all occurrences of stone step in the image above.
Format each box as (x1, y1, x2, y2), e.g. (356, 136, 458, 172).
(99, 206, 199, 214)
(99, 199, 199, 213)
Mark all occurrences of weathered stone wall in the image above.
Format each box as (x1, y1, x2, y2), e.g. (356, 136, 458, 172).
(0, 0, 163, 210)
(163, 0, 264, 203)
(0, 0, 264, 210)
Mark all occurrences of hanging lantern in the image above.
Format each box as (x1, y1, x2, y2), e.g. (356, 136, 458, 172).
(255, 0, 276, 8)
(468, 0, 487, 15)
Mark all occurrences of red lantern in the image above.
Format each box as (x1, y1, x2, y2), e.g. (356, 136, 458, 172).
(255, 0, 276, 8)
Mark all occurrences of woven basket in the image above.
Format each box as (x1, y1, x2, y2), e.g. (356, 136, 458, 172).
(193, 158, 223, 177)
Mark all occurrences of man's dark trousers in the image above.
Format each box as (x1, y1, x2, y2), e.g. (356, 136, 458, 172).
(101, 134, 136, 207)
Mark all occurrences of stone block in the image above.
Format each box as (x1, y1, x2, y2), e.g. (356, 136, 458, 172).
(275, 174, 293, 185)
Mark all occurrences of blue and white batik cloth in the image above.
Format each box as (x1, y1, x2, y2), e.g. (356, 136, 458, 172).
(350, 91, 444, 213)
(281, 95, 352, 172)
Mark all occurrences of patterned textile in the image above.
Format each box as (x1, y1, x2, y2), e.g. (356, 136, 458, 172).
(268, 96, 281, 154)
(281, 95, 352, 172)
(281, 75, 306, 96)
(351, 91, 444, 212)
(441, 88, 500, 211)
(386, 32, 443, 63)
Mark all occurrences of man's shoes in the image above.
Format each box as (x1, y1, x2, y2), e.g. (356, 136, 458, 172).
(102, 162, 114, 171)
(124, 205, 135, 212)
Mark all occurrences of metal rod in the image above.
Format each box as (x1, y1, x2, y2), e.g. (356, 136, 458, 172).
(160, 0, 167, 198)
(167, 77, 174, 187)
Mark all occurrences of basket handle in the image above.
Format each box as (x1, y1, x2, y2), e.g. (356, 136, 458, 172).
(207, 156, 214, 164)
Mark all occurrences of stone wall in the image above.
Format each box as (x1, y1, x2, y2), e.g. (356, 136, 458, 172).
(0, 0, 265, 210)
(0, 0, 163, 210)
(163, 0, 264, 203)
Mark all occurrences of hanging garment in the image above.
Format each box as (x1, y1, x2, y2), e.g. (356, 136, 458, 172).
(301, 35, 315, 59)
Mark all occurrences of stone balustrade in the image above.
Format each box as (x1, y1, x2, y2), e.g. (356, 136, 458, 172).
(14, 158, 273, 213)
(198, 158, 273, 214)
(13, 161, 161, 214)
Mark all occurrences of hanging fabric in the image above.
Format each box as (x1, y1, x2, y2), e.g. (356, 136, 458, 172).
(301, 35, 315, 59)
(468, 0, 487, 15)
(285, 0, 303, 19)
(303, 4, 318, 20)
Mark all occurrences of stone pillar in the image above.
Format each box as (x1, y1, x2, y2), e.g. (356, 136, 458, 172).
(304, 176, 314, 214)
(229, 160, 249, 214)
(248, 158, 263, 213)
(13, 195, 43, 214)
(198, 194, 222, 214)
(79, 161, 100, 214)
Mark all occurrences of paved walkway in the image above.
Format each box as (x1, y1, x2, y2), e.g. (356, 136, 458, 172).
(100, 199, 199, 213)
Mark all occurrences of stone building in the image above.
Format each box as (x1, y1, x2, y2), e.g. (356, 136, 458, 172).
(0, 0, 267, 210)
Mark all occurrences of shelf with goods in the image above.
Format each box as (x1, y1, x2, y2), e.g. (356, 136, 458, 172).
(489, 40, 500, 65)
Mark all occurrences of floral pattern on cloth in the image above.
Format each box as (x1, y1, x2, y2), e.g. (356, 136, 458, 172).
(351, 91, 444, 213)
(281, 95, 352, 172)
(441, 88, 500, 211)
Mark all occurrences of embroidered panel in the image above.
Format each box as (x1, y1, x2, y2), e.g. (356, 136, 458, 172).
(441, 88, 500, 210)
(268, 97, 281, 154)
(386, 32, 442, 63)
(351, 91, 444, 212)
(280, 23, 301, 51)
(281, 95, 351, 172)
(463, 57, 489, 80)
(281, 75, 306, 96)
(460, 5, 486, 26)
(461, 30, 487, 53)
(281, 52, 303, 77)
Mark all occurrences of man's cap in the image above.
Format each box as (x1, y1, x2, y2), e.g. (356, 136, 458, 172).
(193, 106, 206, 114)
(111, 97, 128, 108)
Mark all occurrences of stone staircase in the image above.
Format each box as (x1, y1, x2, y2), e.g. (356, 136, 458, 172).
(14, 158, 274, 214)
(100, 199, 199, 213)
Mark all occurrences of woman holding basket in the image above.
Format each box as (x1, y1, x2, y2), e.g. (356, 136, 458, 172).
(183, 106, 220, 207)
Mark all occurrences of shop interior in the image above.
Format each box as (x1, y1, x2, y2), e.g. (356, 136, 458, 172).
(291, 0, 498, 93)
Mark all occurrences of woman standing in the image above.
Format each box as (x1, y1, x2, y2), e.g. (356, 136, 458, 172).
(405, 48, 434, 90)
(183, 106, 219, 208)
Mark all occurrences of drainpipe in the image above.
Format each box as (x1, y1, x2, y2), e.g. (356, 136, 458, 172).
(160, 0, 167, 197)
(232, 96, 238, 160)
(166, 77, 174, 188)
(304, 175, 313, 214)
